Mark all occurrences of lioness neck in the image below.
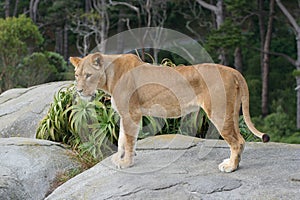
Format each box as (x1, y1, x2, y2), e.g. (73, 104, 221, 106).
(102, 54, 144, 94)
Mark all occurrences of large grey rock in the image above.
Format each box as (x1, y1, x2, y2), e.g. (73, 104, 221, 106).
(0, 81, 72, 138)
(0, 137, 81, 200)
(47, 134, 300, 200)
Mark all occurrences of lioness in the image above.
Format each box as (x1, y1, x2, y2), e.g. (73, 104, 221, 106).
(70, 52, 269, 173)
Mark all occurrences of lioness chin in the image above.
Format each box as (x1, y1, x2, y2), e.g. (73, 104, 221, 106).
(70, 52, 269, 173)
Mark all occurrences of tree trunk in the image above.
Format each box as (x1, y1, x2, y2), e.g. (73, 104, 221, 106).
(117, 9, 125, 53)
(85, 0, 92, 12)
(5, 0, 10, 18)
(275, 0, 300, 128)
(215, 0, 224, 29)
(297, 76, 300, 128)
(196, 0, 224, 28)
(85, 0, 92, 24)
(258, 0, 266, 116)
(234, 47, 243, 73)
(261, 0, 275, 117)
(29, 0, 40, 23)
(55, 27, 63, 55)
(63, 24, 68, 60)
(13, 0, 19, 16)
(196, 0, 227, 64)
(294, 31, 300, 128)
(296, 32, 300, 128)
(258, 0, 265, 70)
(95, 0, 109, 52)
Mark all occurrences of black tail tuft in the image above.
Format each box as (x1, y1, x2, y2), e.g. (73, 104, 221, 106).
(262, 134, 270, 143)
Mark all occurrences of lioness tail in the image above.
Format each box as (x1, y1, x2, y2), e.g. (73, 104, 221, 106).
(238, 73, 270, 143)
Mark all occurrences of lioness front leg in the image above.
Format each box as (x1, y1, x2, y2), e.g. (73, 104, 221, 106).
(112, 116, 140, 169)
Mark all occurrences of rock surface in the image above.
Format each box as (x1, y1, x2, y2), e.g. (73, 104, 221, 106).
(47, 134, 300, 200)
(0, 81, 72, 138)
(0, 137, 81, 200)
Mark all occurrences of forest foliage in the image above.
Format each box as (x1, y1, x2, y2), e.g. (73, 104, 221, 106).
(1, 0, 300, 145)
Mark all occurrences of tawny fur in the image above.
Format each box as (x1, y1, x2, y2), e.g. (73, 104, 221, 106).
(70, 52, 269, 172)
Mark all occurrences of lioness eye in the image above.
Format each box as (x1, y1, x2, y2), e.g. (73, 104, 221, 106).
(86, 74, 92, 79)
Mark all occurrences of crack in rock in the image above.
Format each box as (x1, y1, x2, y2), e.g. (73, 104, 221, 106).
(206, 182, 242, 194)
(291, 178, 300, 182)
(136, 134, 203, 151)
(0, 143, 66, 148)
(0, 89, 30, 104)
(137, 143, 198, 151)
(0, 138, 67, 149)
(109, 182, 183, 199)
(152, 182, 183, 191)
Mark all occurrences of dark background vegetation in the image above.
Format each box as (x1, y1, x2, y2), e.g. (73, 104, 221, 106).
(1, 0, 300, 144)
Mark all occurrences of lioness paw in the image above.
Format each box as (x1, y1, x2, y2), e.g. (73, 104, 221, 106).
(218, 159, 237, 173)
(111, 152, 134, 169)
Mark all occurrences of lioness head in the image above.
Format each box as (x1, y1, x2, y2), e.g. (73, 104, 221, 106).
(70, 53, 105, 100)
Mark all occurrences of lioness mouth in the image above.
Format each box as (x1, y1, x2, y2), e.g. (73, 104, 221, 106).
(76, 93, 96, 102)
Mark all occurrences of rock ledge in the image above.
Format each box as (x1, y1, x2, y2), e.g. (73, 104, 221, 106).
(47, 134, 300, 200)
(0, 137, 80, 200)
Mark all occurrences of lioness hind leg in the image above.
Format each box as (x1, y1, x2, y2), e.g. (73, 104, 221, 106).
(111, 116, 140, 169)
(218, 126, 245, 173)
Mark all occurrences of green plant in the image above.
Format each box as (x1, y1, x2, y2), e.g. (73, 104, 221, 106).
(45, 51, 68, 74)
(280, 132, 300, 144)
(179, 109, 208, 137)
(139, 117, 166, 139)
(37, 85, 119, 162)
(18, 52, 58, 87)
(250, 106, 299, 144)
(16, 51, 70, 88)
(239, 116, 260, 142)
(0, 15, 43, 92)
(76, 102, 119, 160)
(36, 85, 74, 143)
(261, 106, 296, 142)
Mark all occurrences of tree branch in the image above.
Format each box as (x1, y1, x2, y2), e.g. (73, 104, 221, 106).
(109, 0, 141, 27)
(109, 0, 139, 13)
(254, 47, 296, 66)
(275, 0, 300, 33)
(195, 0, 217, 12)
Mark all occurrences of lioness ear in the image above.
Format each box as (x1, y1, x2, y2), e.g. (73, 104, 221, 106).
(91, 53, 103, 70)
(70, 57, 81, 69)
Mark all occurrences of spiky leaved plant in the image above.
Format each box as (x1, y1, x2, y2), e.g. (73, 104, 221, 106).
(36, 85, 119, 162)
(36, 85, 74, 143)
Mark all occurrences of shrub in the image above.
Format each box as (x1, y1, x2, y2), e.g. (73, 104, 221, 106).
(44, 51, 68, 80)
(36, 85, 76, 143)
(45, 51, 68, 73)
(18, 52, 58, 87)
(0, 15, 43, 92)
(18, 51, 69, 87)
(251, 106, 298, 143)
(36, 85, 119, 164)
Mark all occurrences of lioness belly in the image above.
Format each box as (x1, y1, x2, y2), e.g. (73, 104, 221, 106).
(133, 80, 202, 118)
(140, 102, 199, 118)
